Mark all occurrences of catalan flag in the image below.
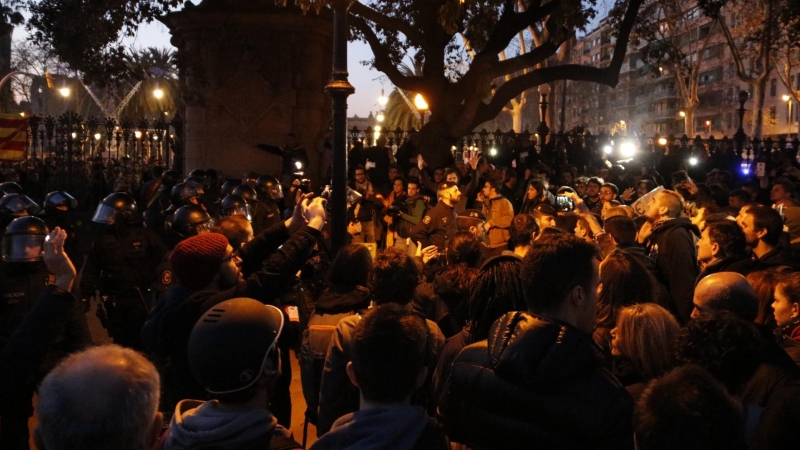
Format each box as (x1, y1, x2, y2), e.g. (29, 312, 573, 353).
(0, 114, 28, 162)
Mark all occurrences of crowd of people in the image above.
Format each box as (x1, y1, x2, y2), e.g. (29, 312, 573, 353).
(1, 132, 800, 450)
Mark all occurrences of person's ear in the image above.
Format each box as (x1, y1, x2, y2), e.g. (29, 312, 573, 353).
(345, 361, 360, 388)
(711, 242, 720, 258)
(414, 366, 428, 391)
(148, 412, 164, 448)
(756, 227, 768, 240)
(570, 284, 586, 307)
(792, 302, 800, 318)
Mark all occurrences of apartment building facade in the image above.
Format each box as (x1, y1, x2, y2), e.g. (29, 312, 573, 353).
(563, 5, 800, 139)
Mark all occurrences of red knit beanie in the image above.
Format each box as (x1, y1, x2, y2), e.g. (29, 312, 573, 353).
(169, 233, 230, 289)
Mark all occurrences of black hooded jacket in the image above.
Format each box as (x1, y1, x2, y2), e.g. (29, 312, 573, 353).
(440, 312, 634, 450)
(647, 217, 699, 323)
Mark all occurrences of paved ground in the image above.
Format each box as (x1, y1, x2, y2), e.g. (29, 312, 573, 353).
(27, 300, 319, 448)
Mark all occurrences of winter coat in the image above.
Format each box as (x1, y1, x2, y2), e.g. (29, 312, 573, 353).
(481, 195, 514, 249)
(647, 217, 699, 323)
(440, 312, 634, 450)
(158, 400, 293, 450)
(696, 255, 755, 284)
(317, 310, 445, 435)
(310, 406, 448, 450)
(751, 244, 800, 271)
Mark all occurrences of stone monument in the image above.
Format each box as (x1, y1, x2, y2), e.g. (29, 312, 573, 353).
(161, 0, 333, 183)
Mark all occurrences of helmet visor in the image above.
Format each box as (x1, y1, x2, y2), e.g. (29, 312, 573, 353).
(268, 184, 283, 200)
(92, 203, 119, 225)
(195, 220, 213, 236)
(224, 204, 252, 221)
(3, 235, 45, 262)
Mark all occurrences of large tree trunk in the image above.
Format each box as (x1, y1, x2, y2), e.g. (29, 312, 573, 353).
(416, 116, 458, 170)
(683, 107, 696, 137)
(751, 78, 767, 139)
(511, 106, 522, 133)
(0, 23, 13, 112)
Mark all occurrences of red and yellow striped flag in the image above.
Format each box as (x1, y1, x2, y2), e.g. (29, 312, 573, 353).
(0, 114, 28, 162)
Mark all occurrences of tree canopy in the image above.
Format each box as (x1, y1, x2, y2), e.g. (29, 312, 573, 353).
(26, 0, 645, 163)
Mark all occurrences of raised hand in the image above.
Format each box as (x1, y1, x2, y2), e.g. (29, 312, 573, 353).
(44, 227, 76, 291)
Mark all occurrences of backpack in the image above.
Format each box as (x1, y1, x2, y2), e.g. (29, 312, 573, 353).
(299, 310, 359, 416)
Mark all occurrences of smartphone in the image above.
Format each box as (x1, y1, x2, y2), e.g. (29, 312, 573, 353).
(556, 195, 574, 212)
(756, 162, 766, 178)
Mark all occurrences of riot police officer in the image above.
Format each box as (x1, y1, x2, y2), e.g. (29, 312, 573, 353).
(0, 194, 40, 231)
(144, 169, 180, 232)
(81, 192, 168, 350)
(38, 191, 81, 266)
(252, 175, 283, 234)
(0, 181, 22, 196)
(220, 194, 252, 220)
(0, 217, 90, 450)
(411, 181, 460, 250)
(170, 205, 213, 242)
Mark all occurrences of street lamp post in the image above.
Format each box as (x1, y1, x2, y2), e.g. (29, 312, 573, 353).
(783, 94, 797, 137)
(60, 86, 73, 191)
(705, 120, 711, 137)
(414, 93, 428, 128)
(735, 90, 749, 156)
(325, 0, 356, 254)
(537, 84, 551, 146)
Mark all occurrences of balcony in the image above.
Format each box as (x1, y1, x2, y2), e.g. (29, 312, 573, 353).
(601, 36, 613, 47)
(601, 53, 611, 61)
(642, 88, 679, 101)
(641, 109, 680, 122)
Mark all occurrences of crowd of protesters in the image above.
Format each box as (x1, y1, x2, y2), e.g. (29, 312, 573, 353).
(2, 130, 800, 450)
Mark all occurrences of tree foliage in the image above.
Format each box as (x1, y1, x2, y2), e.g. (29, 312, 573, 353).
(26, 0, 645, 163)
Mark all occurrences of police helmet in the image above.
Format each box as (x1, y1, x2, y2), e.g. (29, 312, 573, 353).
(232, 185, 258, 205)
(170, 181, 205, 207)
(220, 195, 252, 220)
(188, 298, 284, 395)
(159, 170, 181, 190)
(43, 191, 78, 213)
(92, 192, 138, 225)
(3, 216, 49, 262)
(172, 205, 213, 238)
(187, 170, 209, 188)
(0, 182, 23, 196)
(0, 194, 40, 217)
(255, 175, 283, 200)
(220, 180, 242, 198)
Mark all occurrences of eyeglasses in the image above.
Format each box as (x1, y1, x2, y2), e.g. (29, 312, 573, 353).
(222, 252, 241, 264)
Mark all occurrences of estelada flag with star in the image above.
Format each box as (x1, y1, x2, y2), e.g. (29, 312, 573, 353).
(0, 114, 28, 162)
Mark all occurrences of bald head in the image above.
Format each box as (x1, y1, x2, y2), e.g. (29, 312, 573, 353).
(35, 345, 161, 450)
(692, 272, 758, 322)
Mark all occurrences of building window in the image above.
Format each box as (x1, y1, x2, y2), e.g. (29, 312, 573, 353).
(770, 79, 777, 97)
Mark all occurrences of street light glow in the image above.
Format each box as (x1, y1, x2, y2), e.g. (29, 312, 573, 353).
(376, 113, 385, 122)
(679, 111, 686, 118)
(374, 125, 381, 132)
(603, 145, 613, 155)
(783, 95, 792, 102)
(59, 87, 70, 97)
(153, 88, 164, 99)
(134, 131, 142, 139)
(414, 94, 428, 111)
(689, 157, 698, 166)
(620, 141, 636, 158)
(295, 161, 303, 170)
(489, 147, 498, 157)
(705, 120, 711, 126)
(94, 133, 101, 140)
(658, 137, 668, 146)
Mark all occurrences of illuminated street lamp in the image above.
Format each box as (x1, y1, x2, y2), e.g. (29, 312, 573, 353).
(378, 89, 388, 107)
(537, 83, 551, 144)
(679, 111, 686, 118)
(705, 120, 712, 136)
(59, 87, 70, 98)
(414, 93, 429, 128)
(783, 94, 797, 136)
(153, 88, 164, 99)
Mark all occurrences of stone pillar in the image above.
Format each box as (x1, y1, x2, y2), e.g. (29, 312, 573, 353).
(161, 0, 333, 182)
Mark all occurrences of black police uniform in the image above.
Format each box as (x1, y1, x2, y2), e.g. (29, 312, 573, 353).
(80, 225, 168, 350)
(252, 198, 282, 235)
(0, 260, 91, 450)
(411, 201, 457, 250)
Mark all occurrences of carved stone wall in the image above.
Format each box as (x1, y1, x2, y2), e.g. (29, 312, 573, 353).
(162, 1, 333, 182)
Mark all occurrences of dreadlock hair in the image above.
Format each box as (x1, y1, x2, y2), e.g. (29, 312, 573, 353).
(466, 256, 526, 344)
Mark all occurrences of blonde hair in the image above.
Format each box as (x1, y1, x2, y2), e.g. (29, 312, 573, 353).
(615, 303, 680, 380)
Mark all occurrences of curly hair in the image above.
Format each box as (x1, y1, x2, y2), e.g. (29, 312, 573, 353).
(676, 311, 764, 395)
(466, 257, 526, 344)
(370, 247, 419, 306)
